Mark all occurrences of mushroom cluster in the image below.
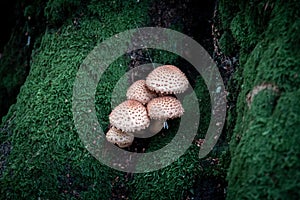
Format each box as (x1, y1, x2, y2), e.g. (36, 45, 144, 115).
(106, 65, 189, 148)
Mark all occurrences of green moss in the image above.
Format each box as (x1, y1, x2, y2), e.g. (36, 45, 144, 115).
(230, 13, 259, 52)
(218, 0, 239, 30)
(219, 0, 300, 199)
(250, 89, 279, 118)
(44, 0, 81, 26)
(95, 56, 128, 129)
(222, 0, 272, 53)
(228, 90, 300, 199)
(0, 0, 151, 199)
(218, 31, 238, 56)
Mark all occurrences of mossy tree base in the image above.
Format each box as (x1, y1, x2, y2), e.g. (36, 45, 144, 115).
(218, 0, 300, 199)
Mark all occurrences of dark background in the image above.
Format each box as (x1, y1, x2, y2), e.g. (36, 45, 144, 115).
(0, 1, 17, 52)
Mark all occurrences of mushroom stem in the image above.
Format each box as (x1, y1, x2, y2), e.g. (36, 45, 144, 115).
(133, 119, 165, 138)
(149, 119, 165, 134)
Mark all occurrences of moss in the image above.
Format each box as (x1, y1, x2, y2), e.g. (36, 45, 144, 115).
(249, 89, 279, 118)
(230, 13, 259, 52)
(228, 90, 300, 199)
(218, 31, 238, 56)
(224, 0, 272, 53)
(219, 0, 300, 199)
(44, 0, 81, 27)
(218, 0, 239, 30)
(0, 0, 151, 199)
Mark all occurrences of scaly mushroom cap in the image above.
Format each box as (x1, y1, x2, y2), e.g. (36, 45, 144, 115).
(109, 100, 150, 132)
(126, 80, 157, 104)
(147, 96, 184, 120)
(106, 127, 134, 148)
(145, 65, 189, 94)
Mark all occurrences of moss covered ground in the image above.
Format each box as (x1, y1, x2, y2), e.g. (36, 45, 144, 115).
(218, 0, 300, 199)
(0, 0, 149, 199)
(0, 0, 229, 199)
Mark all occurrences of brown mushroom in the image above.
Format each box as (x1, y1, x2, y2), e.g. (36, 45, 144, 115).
(106, 127, 134, 148)
(126, 80, 157, 104)
(109, 100, 150, 132)
(145, 65, 189, 94)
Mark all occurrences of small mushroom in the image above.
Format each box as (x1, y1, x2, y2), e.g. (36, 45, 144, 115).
(145, 65, 189, 94)
(147, 96, 184, 130)
(109, 100, 150, 132)
(126, 80, 157, 104)
(106, 127, 134, 148)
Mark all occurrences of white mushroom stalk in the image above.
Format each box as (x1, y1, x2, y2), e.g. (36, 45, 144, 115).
(132, 119, 165, 138)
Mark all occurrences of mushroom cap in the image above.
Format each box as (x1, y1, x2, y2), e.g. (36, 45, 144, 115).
(126, 80, 157, 104)
(147, 96, 184, 120)
(106, 127, 134, 148)
(109, 100, 150, 132)
(145, 65, 189, 94)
